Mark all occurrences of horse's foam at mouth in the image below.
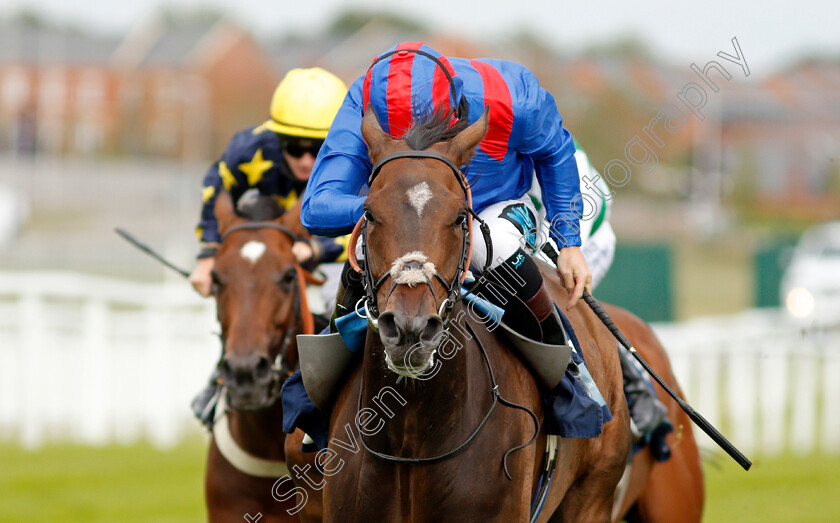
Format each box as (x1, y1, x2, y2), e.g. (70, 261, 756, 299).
(384, 349, 437, 379)
(390, 251, 436, 286)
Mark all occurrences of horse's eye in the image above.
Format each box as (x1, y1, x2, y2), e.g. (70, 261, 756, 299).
(364, 209, 375, 224)
(453, 212, 467, 227)
(277, 269, 296, 288)
(210, 271, 223, 294)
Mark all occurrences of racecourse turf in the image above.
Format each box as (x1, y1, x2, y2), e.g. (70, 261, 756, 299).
(1, 440, 839, 522)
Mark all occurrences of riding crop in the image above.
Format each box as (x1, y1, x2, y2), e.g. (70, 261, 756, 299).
(542, 245, 751, 471)
(114, 228, 190, 278)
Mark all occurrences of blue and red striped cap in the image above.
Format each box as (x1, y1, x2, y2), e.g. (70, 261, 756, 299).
(362, 42, 466, 138)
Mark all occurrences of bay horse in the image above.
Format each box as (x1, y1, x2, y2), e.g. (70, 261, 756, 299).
(285, 302, 705, 522)
(305, 108, 633, 522)
(204, 190, 319, 522)
(605, 304, 704, 522)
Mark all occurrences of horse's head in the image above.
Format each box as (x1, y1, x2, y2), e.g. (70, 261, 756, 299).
(358, 105, 488, 377)
(212, 191, 304, 410)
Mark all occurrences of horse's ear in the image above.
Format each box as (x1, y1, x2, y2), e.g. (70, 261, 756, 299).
(277, 197, 309, 238)
(448, 106, 489, 166)
(214, 189, 237, 236)
(361, 104, 391, 163)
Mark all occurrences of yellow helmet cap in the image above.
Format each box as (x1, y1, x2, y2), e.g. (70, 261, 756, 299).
(264, 67, 348, 139)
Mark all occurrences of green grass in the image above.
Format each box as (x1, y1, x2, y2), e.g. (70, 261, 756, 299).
(702, 452, 840, 523)
(0, 440, 206, 522)
(2, 440, 839, 522)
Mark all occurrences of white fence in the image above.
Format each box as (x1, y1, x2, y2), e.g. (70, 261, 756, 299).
(1, 271, 838, 456)
(654, 310, 840, 457)
(0, 271, 218, 449)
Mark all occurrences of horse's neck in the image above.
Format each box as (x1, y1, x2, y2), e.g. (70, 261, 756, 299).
(226, 399, 287, 460)
(361, 321, 491, 454)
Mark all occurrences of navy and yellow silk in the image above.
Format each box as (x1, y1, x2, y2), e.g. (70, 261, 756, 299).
(196, 125, 347, 263)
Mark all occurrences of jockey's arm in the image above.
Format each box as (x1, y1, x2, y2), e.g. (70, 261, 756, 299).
(516, 77, 591, 307)
(293, 235, 349, 265)
(191, 142, 252, 296)
(191, 161, 227, 297)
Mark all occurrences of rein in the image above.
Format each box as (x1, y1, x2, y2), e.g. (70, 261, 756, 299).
(358, 315, 540, 479)
(348, 149, 493, 324)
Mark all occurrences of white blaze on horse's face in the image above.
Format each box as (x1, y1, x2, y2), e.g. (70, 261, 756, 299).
(390, 251, 436, 286)
(406, 181, 433, 218)
(240, 241, 266, 264)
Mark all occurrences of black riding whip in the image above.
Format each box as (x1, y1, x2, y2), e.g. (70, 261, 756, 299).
(543, 244, 751, 471)
(114, 227, 190, 278)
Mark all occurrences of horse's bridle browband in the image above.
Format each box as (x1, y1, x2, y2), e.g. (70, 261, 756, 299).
(221, 222, 299, 243)
(355, 149, 493, 325)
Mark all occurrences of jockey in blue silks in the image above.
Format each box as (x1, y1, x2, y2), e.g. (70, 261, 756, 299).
(300, 42, 665, 437)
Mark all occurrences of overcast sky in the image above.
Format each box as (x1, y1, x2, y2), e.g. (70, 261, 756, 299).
(5, 0, 839, 76)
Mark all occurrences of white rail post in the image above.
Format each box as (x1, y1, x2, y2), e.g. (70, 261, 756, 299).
(80, 297, 110, 445)
(790, 340, 818, 454)
(759, 344, 789, 456)
(145, 302, 177, 448)
(821, 340, 840, 454)
(694, 347, 721, 449)
(727, 347, 756, 454)
(20, 292, 45, 449)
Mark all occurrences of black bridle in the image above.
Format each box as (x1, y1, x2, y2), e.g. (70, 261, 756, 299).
(216, 222, 306, 410)
(358, 150, 493, 326)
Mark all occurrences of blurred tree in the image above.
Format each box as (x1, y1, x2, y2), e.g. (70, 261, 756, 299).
(326, 9, 426, 37)
(157, 6, 227, 25)
(582, 34, 653, 61)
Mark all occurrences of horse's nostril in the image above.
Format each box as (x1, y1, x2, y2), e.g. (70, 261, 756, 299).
(421, 315, 445, 344)
(379, 311, 400, 342)
(218, 359, 233, 381)
(255, 357, 270, 379)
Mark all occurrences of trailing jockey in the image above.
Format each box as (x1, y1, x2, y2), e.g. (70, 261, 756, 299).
(300, 42, 666, 438)
(188, 67, 349, 427)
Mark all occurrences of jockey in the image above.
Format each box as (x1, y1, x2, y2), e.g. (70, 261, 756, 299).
(300, 43, 665, 437)
(189, 67, 349, 297)
(188, 67, 348, 426)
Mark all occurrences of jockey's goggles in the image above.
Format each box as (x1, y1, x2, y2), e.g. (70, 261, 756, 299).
(282, 138, 324, 159)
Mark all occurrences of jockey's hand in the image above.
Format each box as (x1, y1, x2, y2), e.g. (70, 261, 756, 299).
(189, 257, 215, 298)
(292, 241, 314, 263)
(555, 246, 592, 311)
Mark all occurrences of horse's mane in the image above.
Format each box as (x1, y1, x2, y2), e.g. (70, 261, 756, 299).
(404, 104, 469, 151)
(237, 191, 285, 221)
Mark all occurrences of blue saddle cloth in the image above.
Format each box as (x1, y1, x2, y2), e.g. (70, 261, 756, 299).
(282, 294, 613, 450)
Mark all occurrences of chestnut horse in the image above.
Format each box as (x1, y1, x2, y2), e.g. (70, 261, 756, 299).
(299, 108, 631, 522)
(204, 191, 317, 522)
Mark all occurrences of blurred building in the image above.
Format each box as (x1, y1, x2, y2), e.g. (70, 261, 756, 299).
(113, 13, 277, 160)
(0, 13, 278, 160)
(0, 18, 120, 156)
(3, 11, 838, 221)
(704, 63, 840, 220)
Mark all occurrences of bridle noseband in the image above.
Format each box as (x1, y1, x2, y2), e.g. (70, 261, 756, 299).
(349, 150, 493, 326)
